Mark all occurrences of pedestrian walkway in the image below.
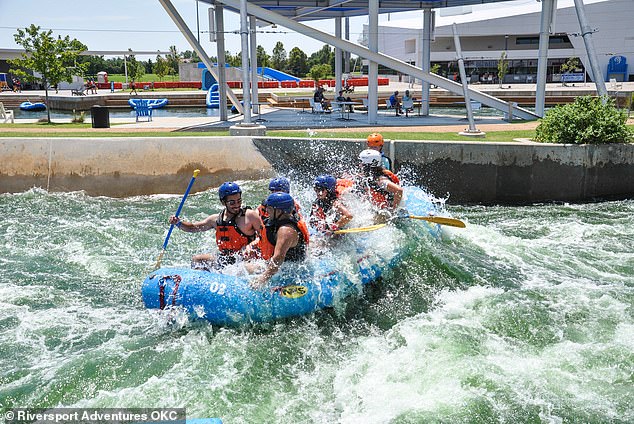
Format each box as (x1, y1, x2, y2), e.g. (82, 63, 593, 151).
(2, 81, 631, 132)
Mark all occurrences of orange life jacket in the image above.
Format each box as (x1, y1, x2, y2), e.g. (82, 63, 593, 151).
(258, 212, 310, 261)
(336, 178, 354, 197)
(215, 207, 256, 255)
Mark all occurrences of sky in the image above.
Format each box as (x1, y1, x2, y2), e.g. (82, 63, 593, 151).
(1, 1, 543, 59)
(0, 0, 398, 58)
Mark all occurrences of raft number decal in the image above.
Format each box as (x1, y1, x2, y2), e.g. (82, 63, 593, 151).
(278, 285, 308, 299)
(209, 282, 227, 296)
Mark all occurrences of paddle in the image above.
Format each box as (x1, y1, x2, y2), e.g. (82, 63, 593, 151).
(400, 215, 466, 228)
(334, 223, 386, 234)
(333, 214, 466, 234)
(154, 169, 200, 269)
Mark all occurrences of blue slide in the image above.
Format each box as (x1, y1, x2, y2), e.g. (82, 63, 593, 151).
(257, 67, 300, 82)
(206, 84, 219, 108)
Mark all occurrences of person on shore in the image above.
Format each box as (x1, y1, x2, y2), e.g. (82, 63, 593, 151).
(309, 175, 353, 236)
(251, 192, 310, 288)
(169, 181, 263, 270)
(313, 86, 331, 111)
(335, 90, 354, 113)
(366, 133, 392, 171)
(357, 149, 403, 211)
(389, 90, 402, 116)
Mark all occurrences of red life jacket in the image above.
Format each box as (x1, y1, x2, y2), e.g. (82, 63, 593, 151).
(367, 170, 400, 208)
(215, 207, 256, 255)
(258, 212, 310, 261)
(310, 196, 342, 233)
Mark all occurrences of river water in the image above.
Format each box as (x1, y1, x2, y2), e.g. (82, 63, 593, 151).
(1, 182, 632, 423)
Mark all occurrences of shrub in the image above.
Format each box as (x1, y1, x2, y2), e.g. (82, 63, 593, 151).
(535, 96, 632, 144)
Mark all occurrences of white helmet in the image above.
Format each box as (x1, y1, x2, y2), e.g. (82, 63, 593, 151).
(359, 149, 382, 167)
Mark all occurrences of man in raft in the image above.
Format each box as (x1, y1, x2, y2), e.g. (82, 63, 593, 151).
(169, 181, 263, 270)
(257, 177, 302, 220)
(358, 149, 403, 212)
(366, 132, 392, 170)
(309, 174, 353, 236)
(250, 192, 310, 289)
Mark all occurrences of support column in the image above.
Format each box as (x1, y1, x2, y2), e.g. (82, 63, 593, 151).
(421, 8, 433, 116)
(368, 0, 379, 124)
(239, 0, 252, 124)
(335, 17, 343, 95)
(215, 5, 228, 120)
(158, 0, 241, 116)
(573, 0, 607, 98)
(250, 16, 260, 114)
(344, 18, 351, 74)
(453, 23, 484, 136)
(535, 0, 554, 117)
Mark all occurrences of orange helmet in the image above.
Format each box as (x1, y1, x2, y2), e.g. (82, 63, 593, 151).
(366, 133, 384, 148)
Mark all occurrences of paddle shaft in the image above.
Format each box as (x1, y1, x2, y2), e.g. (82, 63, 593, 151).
(334, 214, 466, 234)
(155, 170, 200, 269)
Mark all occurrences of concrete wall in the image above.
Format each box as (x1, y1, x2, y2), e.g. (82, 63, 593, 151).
(0, 137, 274, 197)
(251, 137, 634, 204)
(1, 137, 633, 204)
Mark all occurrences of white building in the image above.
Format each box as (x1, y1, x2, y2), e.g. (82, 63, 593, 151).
(365, 0, 633, 83)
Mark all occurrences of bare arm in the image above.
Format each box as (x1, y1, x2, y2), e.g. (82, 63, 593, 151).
(384, 180, 403, 209)
(169, 213, 217, 233)
(334, 200, 353, 229)
(251, 226, 299, 288)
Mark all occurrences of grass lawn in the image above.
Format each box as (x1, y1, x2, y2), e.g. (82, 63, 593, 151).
(1, 123, 631, 142)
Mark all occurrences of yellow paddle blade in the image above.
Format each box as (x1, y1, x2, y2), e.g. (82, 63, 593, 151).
(407, 215, 466, 228)
(334, 223, 387, 234)
(154, 249, 166, 270)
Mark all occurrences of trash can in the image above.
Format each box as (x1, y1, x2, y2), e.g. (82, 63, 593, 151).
(91, 105, 110, 128)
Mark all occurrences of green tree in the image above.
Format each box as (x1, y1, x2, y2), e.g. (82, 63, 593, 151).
(287, 47, 309, 77)
(145, 58, 153, 74)
(166, 45, 180, 78)
(308, 63, 331, 83)
(126, 51, 145, 83)
(308, 45, 333, 71)
(154, 55, 169, 81)
(256, 45, 270, 68)
(560, 57, 581, 86)
(225, 51, 242, 68)
(182, 50, 200, 62)
(497, 51, 508, 88)
(10, 24, 87, 122)
(271, 41, 287, 71)
(560, 57, 581, 74)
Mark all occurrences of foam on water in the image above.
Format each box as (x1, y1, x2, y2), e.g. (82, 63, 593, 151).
(1, 188, 633, 422)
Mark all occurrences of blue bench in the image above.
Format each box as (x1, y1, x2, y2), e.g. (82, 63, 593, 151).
(134, 100, 152, 122)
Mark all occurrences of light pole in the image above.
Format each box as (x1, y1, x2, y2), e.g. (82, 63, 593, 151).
(196, 0, 200, 43)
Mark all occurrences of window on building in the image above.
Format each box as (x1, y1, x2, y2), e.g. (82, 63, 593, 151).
(404, 39, 416, 54)
(516, 35, 571, 46)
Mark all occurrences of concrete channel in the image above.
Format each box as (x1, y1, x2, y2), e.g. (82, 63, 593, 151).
(1, 136, 632, 204)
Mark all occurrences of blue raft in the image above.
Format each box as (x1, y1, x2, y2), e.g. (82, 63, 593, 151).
(19, 101, 46, 111)
(128, 98, 168, 109)
(142, 186, 443, 326)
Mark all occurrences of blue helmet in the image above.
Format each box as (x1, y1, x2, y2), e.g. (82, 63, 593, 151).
(264, 192, 294, 213)
(313, 175, 337, 193)
(268, 177, 291, 193)
(218, 181, 242, 201)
